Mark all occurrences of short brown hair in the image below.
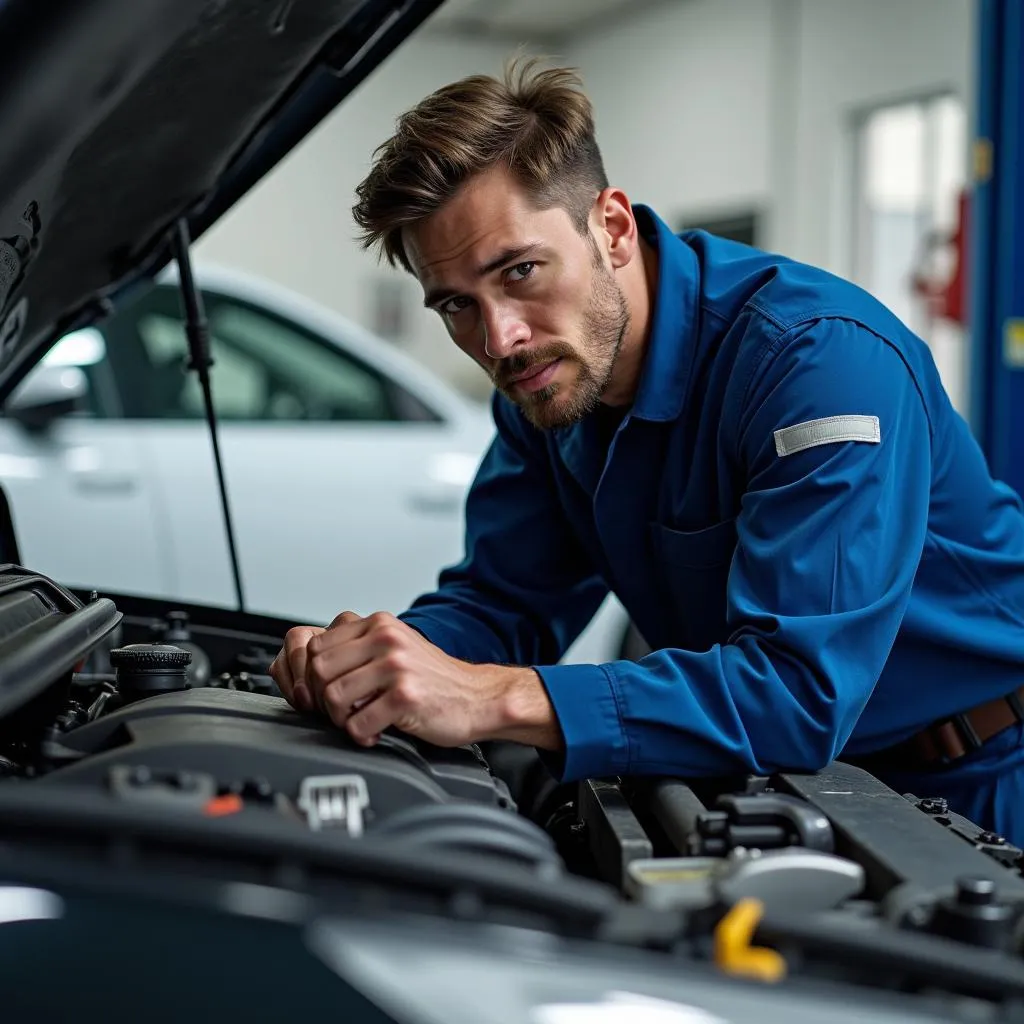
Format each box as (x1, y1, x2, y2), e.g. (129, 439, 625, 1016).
(352, 56, 609, 273)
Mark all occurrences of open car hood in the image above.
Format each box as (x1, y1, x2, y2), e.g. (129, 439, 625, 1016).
(0, 0, 443, 405)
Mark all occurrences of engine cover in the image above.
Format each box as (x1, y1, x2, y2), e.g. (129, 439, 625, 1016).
(41, 688, 512, 833)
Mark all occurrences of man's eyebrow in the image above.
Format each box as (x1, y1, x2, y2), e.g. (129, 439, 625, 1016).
(477, 242, 541, 277)
(422, 243, 543, 308)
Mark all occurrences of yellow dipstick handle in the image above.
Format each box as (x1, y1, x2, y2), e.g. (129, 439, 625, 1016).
(713, 897, 787, 983)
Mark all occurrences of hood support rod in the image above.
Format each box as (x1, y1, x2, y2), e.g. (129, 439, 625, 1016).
(170, 218, 246, 613)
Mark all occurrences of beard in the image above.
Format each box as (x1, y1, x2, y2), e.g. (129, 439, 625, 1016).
(494, 263, 630, 431)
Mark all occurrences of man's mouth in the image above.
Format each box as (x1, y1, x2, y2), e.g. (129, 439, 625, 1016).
(507, 358, 562, 395)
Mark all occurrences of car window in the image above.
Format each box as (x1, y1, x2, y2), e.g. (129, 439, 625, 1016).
(107, 285, 440, 423)
(4, 327, 122, 419)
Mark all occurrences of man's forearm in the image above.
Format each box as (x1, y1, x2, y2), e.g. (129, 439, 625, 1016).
(475, 664, 564, 751)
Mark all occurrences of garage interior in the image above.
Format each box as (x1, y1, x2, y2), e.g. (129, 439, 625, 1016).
(2, 1, 1024, 1015)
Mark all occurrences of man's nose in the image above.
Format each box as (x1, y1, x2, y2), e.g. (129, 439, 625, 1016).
(482, 305, 530, 360)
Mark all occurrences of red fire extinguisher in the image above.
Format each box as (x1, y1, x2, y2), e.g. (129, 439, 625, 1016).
(910, 188, 969, 326)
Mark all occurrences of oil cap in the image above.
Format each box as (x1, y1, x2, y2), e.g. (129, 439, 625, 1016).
(109, 644, 192, 702)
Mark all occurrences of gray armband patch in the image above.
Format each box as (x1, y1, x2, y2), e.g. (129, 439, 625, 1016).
(773, 414, 880, 457)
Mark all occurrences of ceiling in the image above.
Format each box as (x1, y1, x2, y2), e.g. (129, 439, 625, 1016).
(424, 0, 665, 44)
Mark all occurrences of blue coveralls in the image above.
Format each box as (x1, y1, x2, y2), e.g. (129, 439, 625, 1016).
(400, 206, 1024, 846)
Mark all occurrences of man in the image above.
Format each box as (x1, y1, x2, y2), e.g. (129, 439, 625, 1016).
(270, 59, 1024, 844)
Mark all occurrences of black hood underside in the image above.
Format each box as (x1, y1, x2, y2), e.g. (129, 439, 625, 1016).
(0, 0, 441, 401)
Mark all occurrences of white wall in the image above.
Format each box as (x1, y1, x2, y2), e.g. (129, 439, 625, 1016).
(569, 0, 775, 228)
(194, 33, 515, 398)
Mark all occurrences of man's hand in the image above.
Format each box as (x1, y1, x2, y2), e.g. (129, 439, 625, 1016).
(291, 610, 562, 750)
(269, 624, 325, 712)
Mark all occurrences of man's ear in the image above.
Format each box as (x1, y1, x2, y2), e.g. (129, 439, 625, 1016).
(592, 187, 638, 271)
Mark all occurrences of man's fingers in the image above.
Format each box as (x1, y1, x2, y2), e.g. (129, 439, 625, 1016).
(277, 625, 324, 709)
(277, 612, 406, 720)
(273, 655, 312, 711)
(343, 685, 397, 746)
(285, 625, 323, 679)
(292, 681, 313, 712)
(306, 634, 377, 701)
(269, 651, 293, 702)
(320, 666, 387, 729)
(328, 609, 365, 629)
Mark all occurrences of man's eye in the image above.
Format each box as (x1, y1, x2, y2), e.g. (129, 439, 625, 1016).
(439, 296, 473, 316)
(507, 262, 536, 283)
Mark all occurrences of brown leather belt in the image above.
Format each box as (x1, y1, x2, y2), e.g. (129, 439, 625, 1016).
(851, 685, 1024, 772)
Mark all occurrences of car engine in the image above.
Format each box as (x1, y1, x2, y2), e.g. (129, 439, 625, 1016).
(2, 563, 1024, 1010)
(0, 566, 555, 862)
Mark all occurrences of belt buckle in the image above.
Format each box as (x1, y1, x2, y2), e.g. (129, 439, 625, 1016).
(931, 713, 983, 765)
(1006, 689, 1024, 722)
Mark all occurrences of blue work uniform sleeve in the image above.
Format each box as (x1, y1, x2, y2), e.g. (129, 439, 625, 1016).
(536, 318, 934, 782)
(399, 391, 610, 668)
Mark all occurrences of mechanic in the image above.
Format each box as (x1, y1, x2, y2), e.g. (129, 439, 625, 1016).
(270, 59, 1024, 845)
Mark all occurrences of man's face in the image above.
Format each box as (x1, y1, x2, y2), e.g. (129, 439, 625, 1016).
(405, 167, 630, 430)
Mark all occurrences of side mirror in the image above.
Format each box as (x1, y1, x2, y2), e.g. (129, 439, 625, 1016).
(5, 364, 87, 430)
(3, 326, 104, 431)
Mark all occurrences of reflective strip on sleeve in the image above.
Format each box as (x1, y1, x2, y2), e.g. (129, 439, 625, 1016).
(773, 414, 881, 457)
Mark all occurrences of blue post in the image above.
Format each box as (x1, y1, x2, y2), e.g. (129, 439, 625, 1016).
(970, 0, 1024, 496)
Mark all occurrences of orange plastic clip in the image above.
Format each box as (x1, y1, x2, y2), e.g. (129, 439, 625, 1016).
(202, 794, 244, 817)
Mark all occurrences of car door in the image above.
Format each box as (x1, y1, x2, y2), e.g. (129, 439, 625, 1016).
(101, 281, 489, 624)
(0, 327, 170, 595)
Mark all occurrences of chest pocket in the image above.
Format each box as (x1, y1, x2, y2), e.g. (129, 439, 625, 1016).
(651, 518, 738, 652)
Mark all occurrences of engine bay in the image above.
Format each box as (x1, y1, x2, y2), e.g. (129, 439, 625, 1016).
(1, 564, 1023, 1012)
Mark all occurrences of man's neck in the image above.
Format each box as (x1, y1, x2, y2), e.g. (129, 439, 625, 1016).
(601, 235, 660, 408)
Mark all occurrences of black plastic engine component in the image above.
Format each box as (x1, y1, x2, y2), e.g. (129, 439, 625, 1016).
(0, 565, 120, 733)
(690, 792, 834, 856)
(109, 644, 191, 702)
(108, 763, 217, 811)
(777, 763, 1024, 901)
(911, 793, 1024, 868)
(643, 779, 709, 854)
(38, 688, 513, 826)
(209, 671, 280, 697)
(578, 778, 653, 889)
(599, 764, 1024, 966)
(928, 876, 1020, 950)
(369, 803, 563, 874)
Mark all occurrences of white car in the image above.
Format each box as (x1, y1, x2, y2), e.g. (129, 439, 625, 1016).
(0, 264, 631, 665)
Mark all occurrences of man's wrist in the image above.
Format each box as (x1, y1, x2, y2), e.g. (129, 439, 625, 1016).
(476, 664, 563, 751)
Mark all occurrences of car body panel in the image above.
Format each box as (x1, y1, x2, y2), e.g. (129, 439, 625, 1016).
(1, 417, 167, 596)
(137, 421, 479, 619)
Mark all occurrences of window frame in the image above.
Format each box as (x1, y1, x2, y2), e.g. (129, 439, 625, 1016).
(850, 89, 965, 328)
(101, 283, 446, 426)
